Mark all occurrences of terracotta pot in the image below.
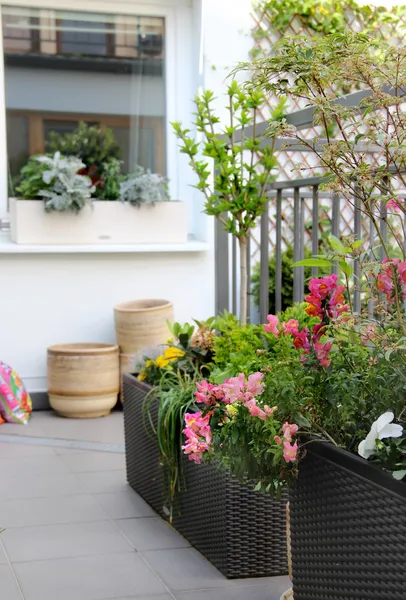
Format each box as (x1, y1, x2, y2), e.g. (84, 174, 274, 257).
(114, 299, 173, 354)
(47, 343, 119, 418)
(114, 299, 173, 398)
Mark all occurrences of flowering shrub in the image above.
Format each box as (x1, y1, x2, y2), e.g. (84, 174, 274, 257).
(182, 269, 405, 491)
(183, 372, 300, 491)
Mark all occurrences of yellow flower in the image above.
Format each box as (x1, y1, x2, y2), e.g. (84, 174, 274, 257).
(225, 404, 238, 417)
(145, 360, 153, 368)
(163, 347, 185, 361)
(137, 371, 147, 381)
(156, 355, 170, 368)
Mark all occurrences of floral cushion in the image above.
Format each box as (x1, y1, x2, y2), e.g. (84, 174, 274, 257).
(0, 362, 32, 424)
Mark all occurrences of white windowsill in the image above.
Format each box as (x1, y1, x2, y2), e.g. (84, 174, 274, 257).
(0, 232, 210, 254)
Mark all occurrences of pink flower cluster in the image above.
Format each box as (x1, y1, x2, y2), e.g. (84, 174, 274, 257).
(195, 372, 265, 406)
(182, 412, 212, 464)
(275, 422, 299, 463)
(376, 258, 406, 302)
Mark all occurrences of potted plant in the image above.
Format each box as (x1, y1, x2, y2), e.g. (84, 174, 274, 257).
(194, 30, 406, 599)
(123, 317, 289, 579)
(10, 123, 188, 245)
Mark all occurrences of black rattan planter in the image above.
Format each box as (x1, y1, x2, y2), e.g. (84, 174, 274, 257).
(123, 373, 288, 579)
(290, 440, 406, 600)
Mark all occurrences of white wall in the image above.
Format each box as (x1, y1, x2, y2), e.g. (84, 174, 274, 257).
(0, 0, 255, 392)
(0, 250, 214, 391)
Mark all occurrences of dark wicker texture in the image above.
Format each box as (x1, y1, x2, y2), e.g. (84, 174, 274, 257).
(123, 373, 288, 579)
(290, 441, 406, 600)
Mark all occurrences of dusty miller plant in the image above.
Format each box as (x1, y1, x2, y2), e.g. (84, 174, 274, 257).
(119, 166, 170, 207)
(172, 81, 281, 325)
(37, 152, 94, 213)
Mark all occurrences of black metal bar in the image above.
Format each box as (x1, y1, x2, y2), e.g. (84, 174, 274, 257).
(293, 188, 301, 304)
(275, 190, 283, 313)
(312, 186, 319, 276)
(331, 193, 340, 275)
(354, 192, 362, 313)
(215, 214, 229, 316)
(260, 202, 270, 323)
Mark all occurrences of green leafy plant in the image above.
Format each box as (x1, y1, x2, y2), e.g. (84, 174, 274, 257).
(47, 122, 122, 199)
(36, 152, 94, 213)
(97, 159, 122, 201)
(15, 156, 52, 199)
(119, 166, 170, 207)
(172, 82, 283, 324)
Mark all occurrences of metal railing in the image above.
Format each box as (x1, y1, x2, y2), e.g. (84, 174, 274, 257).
(214, 87, 406, 323)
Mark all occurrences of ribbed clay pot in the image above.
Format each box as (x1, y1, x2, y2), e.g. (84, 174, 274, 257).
(47, 343, 119, 418)
(114, 299, 174, 354)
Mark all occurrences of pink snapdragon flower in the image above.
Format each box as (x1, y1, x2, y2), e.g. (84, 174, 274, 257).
(282, 319, 300, 337)
(292, 328, 311, 353)
(265, 314, 279, 337)
(282, 422, 299, 442)
(183, 411, 212, 463)
(195, 380, 216, 405)
(264, 405, 277, 416)
(314, 341, 333, 367)
(245, 399, 267, 421)
(274, 435, 283, 445)
(361, 325, 376, 345)
(283, 441, 298, 463)
(246, 372, 265, 398)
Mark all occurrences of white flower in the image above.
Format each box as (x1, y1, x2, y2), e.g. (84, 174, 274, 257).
(358, 411, 403, 460)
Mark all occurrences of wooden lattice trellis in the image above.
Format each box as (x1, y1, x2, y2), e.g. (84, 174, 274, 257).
(248, 3, 406, 262)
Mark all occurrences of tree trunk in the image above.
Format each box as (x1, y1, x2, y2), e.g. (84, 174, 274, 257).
(239, 235, 248, 325)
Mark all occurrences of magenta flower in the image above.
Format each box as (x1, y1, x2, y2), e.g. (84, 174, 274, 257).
(308, 273, 338, 299)
(282, 422, 299, 442)
(387, 198, 401, 212)
(293, 328, 311, 353)
(265, 314, 279, 337)
(283, 440, 298, 463)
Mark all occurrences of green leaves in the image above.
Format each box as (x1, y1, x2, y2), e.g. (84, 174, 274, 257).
(292, 258, 333, 268)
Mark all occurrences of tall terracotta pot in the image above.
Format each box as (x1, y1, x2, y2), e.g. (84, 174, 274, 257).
(114, 299, 173, 395)
(47, 343, 119, 418)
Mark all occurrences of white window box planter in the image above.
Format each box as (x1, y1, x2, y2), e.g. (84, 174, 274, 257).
(10, 198, 188, 245)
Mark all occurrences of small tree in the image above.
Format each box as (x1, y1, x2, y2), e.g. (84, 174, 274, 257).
(172, 81, 282, 324)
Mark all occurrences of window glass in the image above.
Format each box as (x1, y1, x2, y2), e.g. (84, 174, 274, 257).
(2, 6, 166, 180)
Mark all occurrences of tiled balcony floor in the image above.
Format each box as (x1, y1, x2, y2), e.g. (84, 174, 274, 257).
(0, 411, 290, 600)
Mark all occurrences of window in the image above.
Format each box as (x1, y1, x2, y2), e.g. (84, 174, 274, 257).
(2, 6, 166, 182)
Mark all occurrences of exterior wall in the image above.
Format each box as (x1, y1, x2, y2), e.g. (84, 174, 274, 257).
(0, 0, 253, 392)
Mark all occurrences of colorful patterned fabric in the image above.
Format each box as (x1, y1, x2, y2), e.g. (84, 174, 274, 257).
(0, 362, 32, 424)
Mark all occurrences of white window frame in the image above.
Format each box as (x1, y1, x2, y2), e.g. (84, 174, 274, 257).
(0, 0, 181, 217)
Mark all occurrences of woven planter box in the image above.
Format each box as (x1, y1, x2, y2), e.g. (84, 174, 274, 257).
(123, 373, 288, 579)
(290, 441, 406, 600)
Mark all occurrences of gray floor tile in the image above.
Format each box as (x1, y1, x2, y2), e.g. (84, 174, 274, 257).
(175, 578, 291, 600)
(0, 494, 108, 528)
(77, 469, 127, 493)
(0, 564, 23, 599)
(95, 489, 156, 519)
(14, 553, 167, 600)
(0, 542, 8, 564)
(0, 472, 89, 501)
(35, 411, 125, 444)
(0, 442, 54, 457)
(2, 520, 133, 562)
(141, 548, 227, 591)
(0, 455, 71, 478)
(113, 597, 174, 600)
(60, 450, 126, 472)
(115, 517, 190, 551)
(0, 419, 46, 438)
